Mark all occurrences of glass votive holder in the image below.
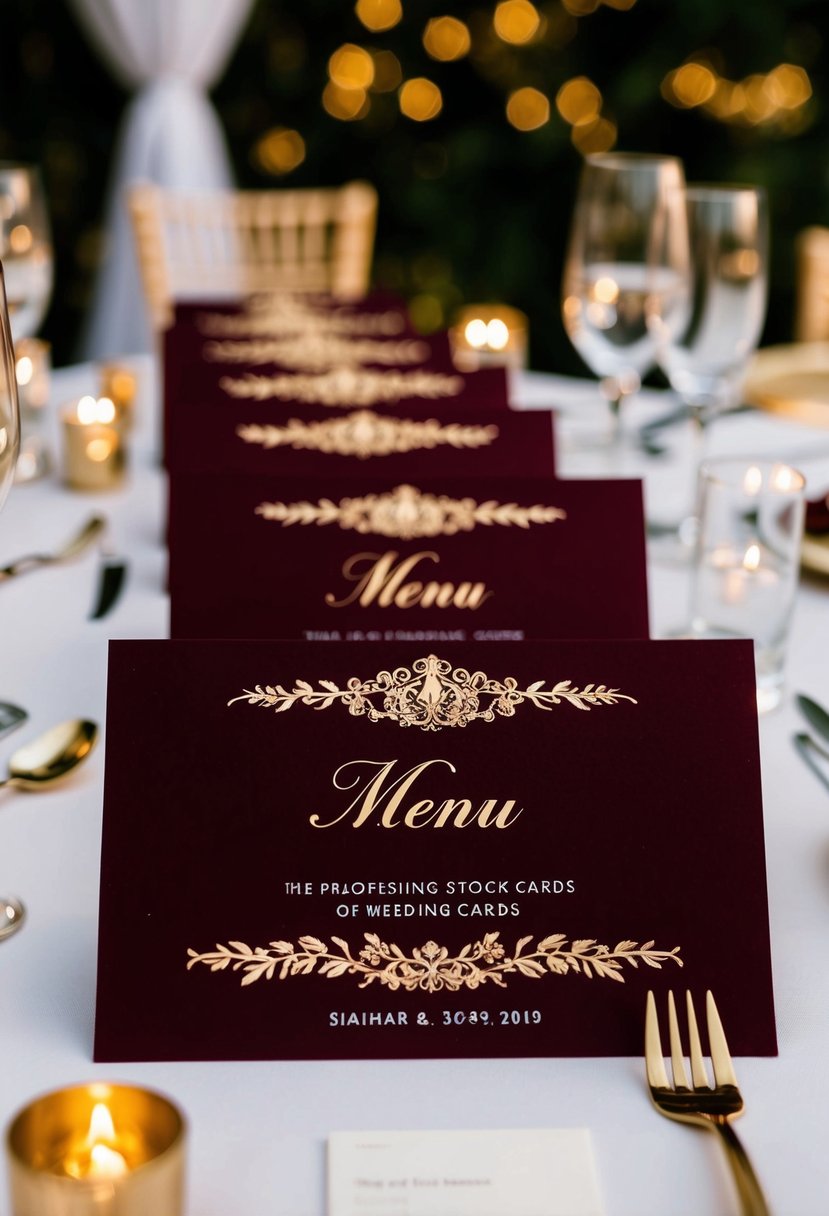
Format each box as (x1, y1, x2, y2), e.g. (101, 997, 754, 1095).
(99, 363, 137, 431)
(6, 1081, 186, 1216)
(14, 337, 51, 483)
(688, 458, 806, 713)
(449, 303, 528, 371)
(61, 396, 126, 491)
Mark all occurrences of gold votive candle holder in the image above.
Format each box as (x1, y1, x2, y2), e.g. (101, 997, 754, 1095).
(61, 396, 126, 491)
(450, 303, 528, 371)
(14, 338, 52, 483)
(6, 1081, 186, 1216)
(99, 364, 137, 431)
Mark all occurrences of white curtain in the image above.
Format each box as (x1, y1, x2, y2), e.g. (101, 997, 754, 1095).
(69, 0, 255, 357)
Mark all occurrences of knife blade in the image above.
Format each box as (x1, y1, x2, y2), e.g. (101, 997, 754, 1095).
(793, 733, 829, 795)
(796, 694, 829, 746)
(0, 702, 27, 741)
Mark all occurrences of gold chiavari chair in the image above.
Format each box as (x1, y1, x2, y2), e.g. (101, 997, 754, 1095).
(128, 180, 378, 331)
(794, 225, 829, 341)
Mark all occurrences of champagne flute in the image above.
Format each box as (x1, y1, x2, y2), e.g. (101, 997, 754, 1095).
(657, 184, 769, 540)
(562, 152, 689, 445)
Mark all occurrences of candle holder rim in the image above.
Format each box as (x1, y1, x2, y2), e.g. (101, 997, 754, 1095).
(6, 1080, 186, 1176)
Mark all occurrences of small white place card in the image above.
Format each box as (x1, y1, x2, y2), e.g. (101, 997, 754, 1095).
(327, 1128, 605, 1216)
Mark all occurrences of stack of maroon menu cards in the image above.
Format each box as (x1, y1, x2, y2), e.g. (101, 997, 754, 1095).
(94, 291, 776, 1062)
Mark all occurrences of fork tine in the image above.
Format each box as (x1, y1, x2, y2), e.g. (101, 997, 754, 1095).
(645, 991, 670, 1088)
(686, 991, 711, 1088)
(706, 990, 739, 1087)
(667, 991, 690, 1088)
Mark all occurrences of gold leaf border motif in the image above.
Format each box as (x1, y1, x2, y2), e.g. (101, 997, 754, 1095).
(228, 653, 637, 730)
(254, 483, 566, 537)
(187, 931, 682, 992)
(237, 413, 499, 459)
(220, 367, 463, 407)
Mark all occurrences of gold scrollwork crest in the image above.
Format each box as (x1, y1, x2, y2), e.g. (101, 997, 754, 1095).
(187, 930, 682, 992)
(220, 366, 464, 407)
(198, 299, 407, 339)
(237, 412, 499, 459)
(254, 483, 565, 537)
(227, 653, 637, 730)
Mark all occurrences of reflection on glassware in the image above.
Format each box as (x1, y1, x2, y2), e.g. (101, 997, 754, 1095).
(0, 165, 53, 343)
(0, 263, 20, 513)
(657, 185, 769, 539)
(688, 458, 805, 714)
(562, 152, 689, 445)
(13, 337, 51, 482)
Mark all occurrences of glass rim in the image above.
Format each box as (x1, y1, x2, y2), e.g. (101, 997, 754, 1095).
(585, 152, 683, 168)
(685, 183, 767, 202)
(699, 457, 805, 495)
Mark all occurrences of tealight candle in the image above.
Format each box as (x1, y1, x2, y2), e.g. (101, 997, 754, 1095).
(61, 395, 126, 491)
(99, 363, 138, 430)
(13, 338, 52, 483)
(6, 1082, 186, 1215)
(450, 303, 528, 371)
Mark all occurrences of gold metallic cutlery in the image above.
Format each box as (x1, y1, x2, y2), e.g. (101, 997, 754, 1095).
(0, 720, 98, 791)
(0, 515, 106, 581)
(645, 990, 770, 1216)
(0, 896, 25, 941)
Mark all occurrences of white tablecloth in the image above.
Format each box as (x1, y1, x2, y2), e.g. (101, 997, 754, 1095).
(1, 359, 828, 1216)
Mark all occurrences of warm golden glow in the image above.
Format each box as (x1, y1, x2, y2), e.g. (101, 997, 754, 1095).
(255, 127, 306, 175)
(662, 56, 813, 130)
(9, 224, 32, 254)
(64, 1103, 129, 1180)
(15, 355, 33, 386)
(593, 276, 619, 304)
(771, 463, 800, 492)
(486, 318, 510, 350)
(323, 81, 370, 121)
(76, 395, 116, 426)
(371, 49, 402, 92)
(464, 318, 489, 348)
(86, 437, 114, 462)
(556, 76, 601, 125)
(494, 0, 541, 44)
(562, 0, 600, 14)
(667, 62, 717, 108)
(506, 87, 550, 131)
(328, 43, 375, 90)
(423, 15, 471, 61)
(399, 77, 443, 121)
(742, 543, 761, 573)
(355, 0, 402, 30)
(572, 115, 617, 154)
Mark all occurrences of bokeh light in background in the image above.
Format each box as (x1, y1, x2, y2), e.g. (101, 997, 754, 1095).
(328, 44, 375, 91)
(423, 17, 471, 62)
(662, 58, 813, 131)
(494, 0, 542, 45)
(323, 82, 370, 121)
(506, 87, 550, 131)
(355, 0, 402, 32)
(255, 127, 306, 175)
(370, 50, 402, 92)
(399, 77, 443, 121)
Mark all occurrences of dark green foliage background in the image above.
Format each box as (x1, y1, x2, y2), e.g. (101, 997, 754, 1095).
(0, 0, 826, 370)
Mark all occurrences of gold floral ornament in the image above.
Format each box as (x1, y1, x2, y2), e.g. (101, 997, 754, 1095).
(237, 412, 499, 459)
(199, 297, 407, 338)
(227, 653, 637, 730)
(187, 931, 682, 992)
(254, 483, 566, 538)
(204, 335, 430, 369)
(220, 366, 464, 407)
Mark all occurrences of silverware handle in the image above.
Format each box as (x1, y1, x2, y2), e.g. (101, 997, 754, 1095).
(713, 1120, 771, 1216)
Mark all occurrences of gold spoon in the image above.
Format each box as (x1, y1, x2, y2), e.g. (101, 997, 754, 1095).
(0, 719, 98, 791)
(0, 896, 24, 941)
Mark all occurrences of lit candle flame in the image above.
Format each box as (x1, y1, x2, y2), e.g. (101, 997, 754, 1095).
(742, 465, 763, 495)
(485, 318, 509, 350)
(464, 318, 489, 349)
(76, 395, 117, 426)
(63, 1102, 129, 1180)
(16, 356, 33, 387)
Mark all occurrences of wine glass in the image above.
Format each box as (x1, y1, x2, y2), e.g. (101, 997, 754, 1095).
(562, 152, 689, 445)
(657, 184, 769, 541)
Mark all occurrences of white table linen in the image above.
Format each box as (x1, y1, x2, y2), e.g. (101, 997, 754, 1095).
(0, 360, 827, 1215)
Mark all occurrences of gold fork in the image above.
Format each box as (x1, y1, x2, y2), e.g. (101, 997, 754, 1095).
(645, 990, 770, 1216)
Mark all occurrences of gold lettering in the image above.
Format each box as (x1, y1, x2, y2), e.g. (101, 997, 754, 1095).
(310, 759, 522, 829)
(325, 550, 493, 611)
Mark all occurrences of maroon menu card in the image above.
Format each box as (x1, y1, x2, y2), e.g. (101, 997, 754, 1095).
(94, 638, 776, 1062)
(165, 403, 556, 478)
(167, 475, 649, 641)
